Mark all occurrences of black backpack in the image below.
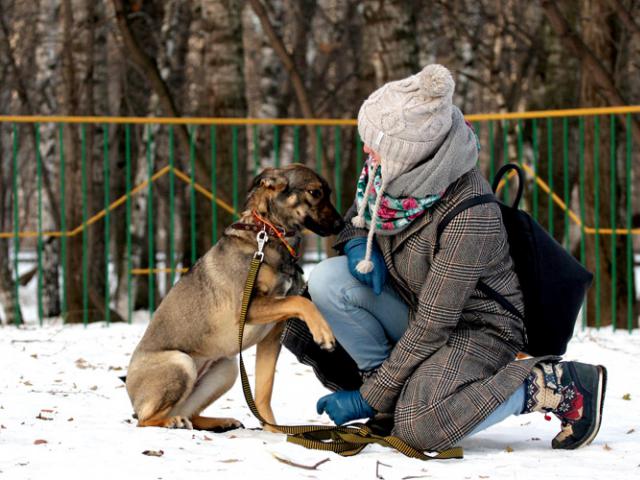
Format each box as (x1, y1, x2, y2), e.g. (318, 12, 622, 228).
(435, 164, 593, 356)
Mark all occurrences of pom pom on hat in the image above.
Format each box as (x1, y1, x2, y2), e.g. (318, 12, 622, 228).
(418, 64, 455, 98)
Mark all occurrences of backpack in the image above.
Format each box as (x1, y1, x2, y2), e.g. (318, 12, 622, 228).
(435, 163, 593, 356)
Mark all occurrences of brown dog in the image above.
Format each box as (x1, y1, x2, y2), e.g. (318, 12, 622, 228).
(125, 164, 343, 432)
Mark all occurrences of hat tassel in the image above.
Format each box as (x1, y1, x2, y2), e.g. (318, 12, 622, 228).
(356, 180, 386, 274)
(352, 156, 378, 229)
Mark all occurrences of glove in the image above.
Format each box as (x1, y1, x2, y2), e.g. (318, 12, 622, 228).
(344, 237, 388, 295)
(316, 390, 375, 425)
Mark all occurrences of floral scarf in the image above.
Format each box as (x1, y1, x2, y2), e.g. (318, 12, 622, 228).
(355, 158, 442, 234)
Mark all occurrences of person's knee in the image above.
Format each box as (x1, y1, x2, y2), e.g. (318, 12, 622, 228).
(308, 256, 351, 307)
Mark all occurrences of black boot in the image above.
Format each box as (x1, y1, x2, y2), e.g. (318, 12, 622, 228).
(523, 361, 607, 450)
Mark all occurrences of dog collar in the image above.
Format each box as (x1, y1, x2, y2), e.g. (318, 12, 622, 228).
(230, 222, 297, 238)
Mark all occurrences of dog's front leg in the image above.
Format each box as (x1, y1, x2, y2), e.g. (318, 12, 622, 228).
(247, 295, 335, 351)
(254, 323, 284, 432)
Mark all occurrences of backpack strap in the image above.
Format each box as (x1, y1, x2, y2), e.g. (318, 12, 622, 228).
(434, 193, 496, 255)
(434, 192, 524, 321)
(476, 280, 524, 320)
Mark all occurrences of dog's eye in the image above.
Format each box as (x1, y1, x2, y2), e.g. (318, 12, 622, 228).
(307, 189, 322, 199)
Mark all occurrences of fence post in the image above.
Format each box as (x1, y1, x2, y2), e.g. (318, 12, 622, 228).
(579, 117, 587, 329)
(36, 123, 43, 326)
(563, 117, 570, 250)
(547, 118, 554, 236)
(59, 124, 67, 323)
(626, 114, 633, 333)
(12, 124, 21, 325)
(125, 124, 132, 324)
(316, 126, 322, 260)
(232, 126, 239, 219)
(532, 119, 539, 221)
(211, 126, 218, 244)
(189, 126, 196, 265)
(610, 115, 617, 330)
(334, 126, 342, 213)
(169, 125, 175, 288)
(104, 123, 111, 325)
(146, 125, 155, 317)
(81, 124, 88, 327)
(594, 116, 601, 329)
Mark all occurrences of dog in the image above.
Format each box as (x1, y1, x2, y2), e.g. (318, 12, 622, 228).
(125, 164, 344, 432)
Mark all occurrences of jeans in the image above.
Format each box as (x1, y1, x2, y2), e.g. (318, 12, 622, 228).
(307, 255, 526, 437)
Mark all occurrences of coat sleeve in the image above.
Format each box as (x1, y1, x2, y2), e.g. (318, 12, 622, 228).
(359, 203, 504, 413)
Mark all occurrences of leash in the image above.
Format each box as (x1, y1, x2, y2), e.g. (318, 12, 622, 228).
(236, 229, 463, 460)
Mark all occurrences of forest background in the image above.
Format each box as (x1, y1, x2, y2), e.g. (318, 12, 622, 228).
(0, 0, 638, 328)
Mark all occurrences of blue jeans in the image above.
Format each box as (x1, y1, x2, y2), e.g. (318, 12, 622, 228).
(308, 256, 525, 436)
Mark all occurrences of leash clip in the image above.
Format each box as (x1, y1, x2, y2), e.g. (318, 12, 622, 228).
(254, 228, 268, 262)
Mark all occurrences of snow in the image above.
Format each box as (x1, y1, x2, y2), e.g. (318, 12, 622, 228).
(1, 318, 639, 480)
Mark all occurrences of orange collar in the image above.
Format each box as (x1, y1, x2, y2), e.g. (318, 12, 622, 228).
(249, 210, 299, 259)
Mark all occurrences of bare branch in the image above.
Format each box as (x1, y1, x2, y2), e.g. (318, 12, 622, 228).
(540, 0, 640, 142)
(248, 0, 330, 180)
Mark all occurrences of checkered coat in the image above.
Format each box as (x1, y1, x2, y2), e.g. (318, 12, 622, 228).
(335, 166, 546, 451)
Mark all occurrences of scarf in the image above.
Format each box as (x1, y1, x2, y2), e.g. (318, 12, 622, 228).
(355, 157, 442, 235)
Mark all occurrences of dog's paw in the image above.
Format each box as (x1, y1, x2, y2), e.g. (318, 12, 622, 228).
(166, 416, 193, 430)
(309, 323, 336, 352)
(191, 416, 244, 432)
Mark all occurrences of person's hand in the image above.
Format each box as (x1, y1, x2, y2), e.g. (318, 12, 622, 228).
(344, 238, 387, 295)
(316, 390, 375, 425)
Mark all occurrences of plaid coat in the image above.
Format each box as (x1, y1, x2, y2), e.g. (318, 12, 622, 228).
(330, 166, 547, 451)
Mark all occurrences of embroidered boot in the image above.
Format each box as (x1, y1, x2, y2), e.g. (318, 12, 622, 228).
(523, 361, 607, 450)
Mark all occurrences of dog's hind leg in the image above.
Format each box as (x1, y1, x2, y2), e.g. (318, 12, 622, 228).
(170, 357, 243, 433)
(127, 351, 197, 429)
(254, 323, 285, 431)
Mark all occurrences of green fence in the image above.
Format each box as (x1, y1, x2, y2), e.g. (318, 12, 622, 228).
(0, 107, 638, 331)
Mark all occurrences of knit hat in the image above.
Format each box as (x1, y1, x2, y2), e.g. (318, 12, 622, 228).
(352, 64, 455, 274)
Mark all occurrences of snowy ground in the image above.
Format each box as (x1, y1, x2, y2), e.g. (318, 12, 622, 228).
(1, 317, 639, 480)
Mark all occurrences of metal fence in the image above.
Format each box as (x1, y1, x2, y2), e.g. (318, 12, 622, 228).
(0, 106, 638, 331)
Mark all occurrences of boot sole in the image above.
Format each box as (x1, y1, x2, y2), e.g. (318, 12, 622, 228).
(558, 364, 607, 450)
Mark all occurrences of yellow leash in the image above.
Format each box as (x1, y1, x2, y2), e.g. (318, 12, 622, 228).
(236, 231, 463, 460)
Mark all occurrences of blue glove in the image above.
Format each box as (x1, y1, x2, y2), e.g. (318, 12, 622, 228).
(316, 390, 375, 425)
(344, 237, 387, 295)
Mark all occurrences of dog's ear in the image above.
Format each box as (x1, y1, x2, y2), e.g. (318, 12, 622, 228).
(253, 168, 288, 193)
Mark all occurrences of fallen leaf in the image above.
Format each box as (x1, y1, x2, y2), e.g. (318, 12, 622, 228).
(41, 409, 54, 413)
(142, 450, 164, 457)
(75, 358, 90, 369)
(23, 381, 33, 386)
(203, 435, 212, 441)
(30, 354, 38, 359)
(220, 459, 240, 463)
(505, 446, 514, 453)
(89, 386, 98, 391)
(479, 477, 490, 479)
(1, 424, 6, 429)
(622, 393, 631, 401)
(530, 437, 541, 441)
(34, 439, 48, 445)
(627, 428, 635, 434)
(603, 443, 612, 451)
(108, 366, 123, 371)
(67, 417, 74, 422)
(36, 413, 53, 421)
